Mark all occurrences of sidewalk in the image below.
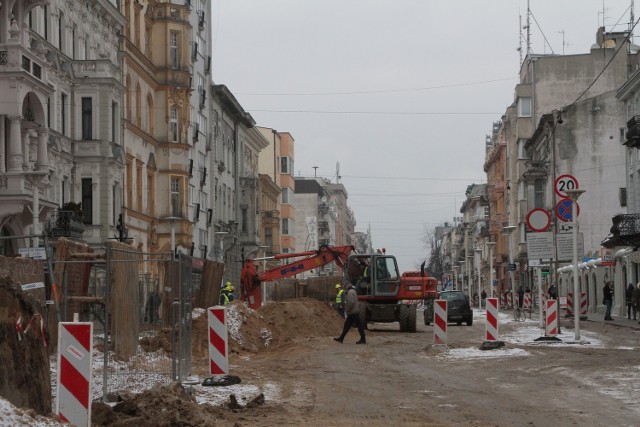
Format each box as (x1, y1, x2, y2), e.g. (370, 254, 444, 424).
(584, 312, 640, 329)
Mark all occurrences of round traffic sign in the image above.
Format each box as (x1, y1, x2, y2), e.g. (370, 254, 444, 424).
(555, 198, 580, 222)
(555, 174, 579, 199)
(526, 208, 551, 232)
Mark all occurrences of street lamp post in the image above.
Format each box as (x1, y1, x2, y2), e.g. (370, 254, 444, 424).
(503, 226, 517, 305)
(475, 248, 482, 308)
(466, 255, 474, 297)
(487, 242, 496, 298)
(565, 189, 586, 341)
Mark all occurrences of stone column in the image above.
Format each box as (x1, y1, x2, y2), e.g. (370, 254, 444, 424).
(0, 115, 5, 173)
(7, 115, 22, 171)
(36, 128, 49, 173)
(22, 128, 30, 170)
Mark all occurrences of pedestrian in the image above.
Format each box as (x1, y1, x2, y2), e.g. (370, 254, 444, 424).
(225, 282, 235, 302)
(334, 283, 366, 344)
(633, 283, 640, 324)
(627, 283, 636, 320)
(548, 283, 558, 300)
(335, 283, 346, 318)
(481, 289, 487, 308)
(518, 286, 525, 308)
(603, 281, 614, 321)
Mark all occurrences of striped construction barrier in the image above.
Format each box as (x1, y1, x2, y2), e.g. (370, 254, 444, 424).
(545, 300, 558, 336)
(208, 306, 229, 375)
(485, 298, 499, 341)
(57, 322, 93, 427)
(434, 300, 447, 345)
(524, 293, 532, 309)
(580, 292, 587, 316)
(507, 293, 513, 309)
(566, 292, 574, 316)
(500, 293, 506, 308)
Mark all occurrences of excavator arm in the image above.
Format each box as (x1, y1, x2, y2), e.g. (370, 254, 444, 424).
(240, 245, 354, 309)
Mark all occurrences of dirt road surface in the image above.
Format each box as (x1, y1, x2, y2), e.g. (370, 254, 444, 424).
(191, 305, 640, 427)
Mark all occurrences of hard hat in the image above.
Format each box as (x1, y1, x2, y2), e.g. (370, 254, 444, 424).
(226, 285, 235, 291)
(335, 284, 341, 289)
(225, 281, 232, 287)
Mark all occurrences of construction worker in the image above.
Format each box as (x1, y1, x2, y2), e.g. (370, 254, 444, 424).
(335, 284, 346, 318)
(225, 282, 235, 302)
(219, 287, 230, 305)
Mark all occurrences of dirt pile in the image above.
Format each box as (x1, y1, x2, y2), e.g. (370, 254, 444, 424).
(91, 381, 267, 426)
(0, 276, 51, 415)
(192, 298, 344, 356)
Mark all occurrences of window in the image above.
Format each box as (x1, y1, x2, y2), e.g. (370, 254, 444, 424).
(112, 102, 118, 144)
(147, 94, 154, 133)
(241, 207, 248, 232)
(147, 170, 155, 216)
(171, 177, 182, 217)
(60, 93, 67, 136)
(126, 159, 133, 207)
(58, 12, 64, 51)
(517, 139, 528, 160)
(136, 161, 143, 211)
(281, 156, 290, 174)
(281, 218, 292, 235)
(82, 178, 93, 224)
(534, 179, 545, 208)
(281, 187, 292, 204)
(135, 84, 142, 127)
(518, 97, 532, 117)
(170, 31, 179, 68)
(81, 97, 92, 140)
(170, 107, 178, 142)
(44, 6, 48, 40)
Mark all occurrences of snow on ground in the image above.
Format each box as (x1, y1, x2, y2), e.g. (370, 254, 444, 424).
(435, 307, 608, 361)
(0, 397, 65, 427)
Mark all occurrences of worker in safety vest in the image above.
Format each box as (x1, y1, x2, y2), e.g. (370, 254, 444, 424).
(335, 284, 346, 318)
(219, 282, 234, 305)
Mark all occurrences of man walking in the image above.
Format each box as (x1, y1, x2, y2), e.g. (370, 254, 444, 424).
(334, 283, 366, 344)
(335, 283, 346, 318)
(603, 281, 614, 321)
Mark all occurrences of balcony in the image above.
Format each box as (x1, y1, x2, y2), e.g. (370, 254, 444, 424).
(72, 60, 120, 80)
(625, 115, 640, 148)
(44, 210, 85, 240)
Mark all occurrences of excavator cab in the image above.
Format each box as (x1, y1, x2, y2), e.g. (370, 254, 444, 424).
(346, 254, 400, 297)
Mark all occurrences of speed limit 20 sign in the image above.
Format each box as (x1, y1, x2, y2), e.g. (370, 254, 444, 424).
(555, 174, 579, 199)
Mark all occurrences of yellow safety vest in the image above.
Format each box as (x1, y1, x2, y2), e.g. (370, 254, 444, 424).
(220, 292, 229, 305)
(336, 289, 344, 304)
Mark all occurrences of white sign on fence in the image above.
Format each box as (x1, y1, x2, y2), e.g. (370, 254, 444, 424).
(556, 233, 584, 261)
(526, 232, 554, 260)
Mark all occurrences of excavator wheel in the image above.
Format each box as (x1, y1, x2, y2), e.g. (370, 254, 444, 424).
(407, 304, 417, 332)
(398, 304, 409, 332)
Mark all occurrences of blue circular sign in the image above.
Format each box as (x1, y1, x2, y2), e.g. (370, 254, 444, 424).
(556, 199, 579, 222)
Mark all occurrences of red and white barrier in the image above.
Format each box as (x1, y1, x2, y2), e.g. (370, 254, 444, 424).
(545, 300, 558, 336)
(566, 292, 574, 316)
(434, 300, 447, 344)
(524, 293, 532, 309)
(580, 292, 587, 315)
(500, 293, 506, 308)
(507, 293, 513, 309)
(57, 322, 93, 427)
(208, 306, 228, 375)
(485, 298, 499, 341)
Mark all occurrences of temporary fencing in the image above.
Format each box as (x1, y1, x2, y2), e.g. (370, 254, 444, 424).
(580, 292, 588, 315)
(434, 300, 447, 344)
(524, 293, 532, 309)
(566, 292, 574, 316)
(545, 300, 558, 336)
(208, 306, 228, 375)
(485, 298, 499, 341)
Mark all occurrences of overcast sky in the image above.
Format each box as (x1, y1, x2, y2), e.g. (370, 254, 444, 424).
(210, 0, 635, 273)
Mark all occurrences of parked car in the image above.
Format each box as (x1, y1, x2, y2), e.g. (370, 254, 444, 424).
(424, 290, 473, 326)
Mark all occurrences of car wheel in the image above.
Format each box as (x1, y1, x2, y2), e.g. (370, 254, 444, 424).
(466, 318, 473, 326)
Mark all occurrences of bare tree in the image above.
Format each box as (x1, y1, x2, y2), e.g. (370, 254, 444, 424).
(423, 228, 444, 280)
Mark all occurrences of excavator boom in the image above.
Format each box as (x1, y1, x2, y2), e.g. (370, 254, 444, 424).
(240, 245, 354, 309)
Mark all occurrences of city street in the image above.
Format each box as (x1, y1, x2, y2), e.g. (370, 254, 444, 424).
(197, 307, 640, 427)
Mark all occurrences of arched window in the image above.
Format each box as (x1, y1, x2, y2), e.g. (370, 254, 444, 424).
(147, 93, 154, 133)
(126, 74, 132, 120)
(135, 83, 142, 127)
(170, 107, 178, 142)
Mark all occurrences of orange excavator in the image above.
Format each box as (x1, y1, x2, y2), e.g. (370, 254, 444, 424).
(240, 245, 354, 309)
(240, 245, 438, 331)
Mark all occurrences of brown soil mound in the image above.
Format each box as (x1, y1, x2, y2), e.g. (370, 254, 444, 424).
(192, 298, 343, 357)
(258, 298, 343, 344)
(0, 276, 51, 415)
